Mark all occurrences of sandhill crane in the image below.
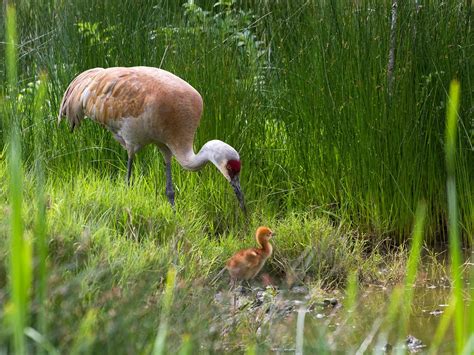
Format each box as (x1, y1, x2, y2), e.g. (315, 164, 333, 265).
(58, 66, 246, 212)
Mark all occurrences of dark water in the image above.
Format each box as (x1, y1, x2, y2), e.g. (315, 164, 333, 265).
(330, 286, 454, 353)
(214, 284, 457, 353)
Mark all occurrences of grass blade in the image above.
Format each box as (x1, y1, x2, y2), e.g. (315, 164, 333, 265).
(153, 266, 177, 355)
(295, 302, 307, 355)
(33, 72, 49, 353)
(6, 4, 32, 354)
(398, 202, 426, 338)
(70, 309, 98, 355)
(429, 295, 456, 354)
(6, 4, 17, 93)
(445, 79, 464, 352)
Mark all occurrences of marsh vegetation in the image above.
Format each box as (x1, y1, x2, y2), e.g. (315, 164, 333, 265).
(0, 0, 473, 353)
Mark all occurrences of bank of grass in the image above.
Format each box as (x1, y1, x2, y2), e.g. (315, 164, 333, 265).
(0, 160, 467, 353)
(0, 162, 389, 285)
(0, 162, 405, 352)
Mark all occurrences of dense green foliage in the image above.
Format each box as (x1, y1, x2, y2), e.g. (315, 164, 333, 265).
(0, 0, 472, 240)
(1, 0, 473, 353)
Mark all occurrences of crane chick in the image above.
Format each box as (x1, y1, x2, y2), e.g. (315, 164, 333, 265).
(58, 66, 246, 212)
(226, 226, 274, 288)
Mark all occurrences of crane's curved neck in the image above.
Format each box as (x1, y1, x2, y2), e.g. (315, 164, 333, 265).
(173, 143, 212, 171)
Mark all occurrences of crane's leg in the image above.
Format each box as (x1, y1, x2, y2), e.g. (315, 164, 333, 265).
(165, 158, 175, 208)
(160, 147, 175, 208)
(229, 278, 237, 310)
(126, 151, 134, 186)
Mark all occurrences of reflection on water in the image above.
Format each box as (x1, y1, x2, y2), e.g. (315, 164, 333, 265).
(330, 285, 453, 353)
(214, 284, 457, 353)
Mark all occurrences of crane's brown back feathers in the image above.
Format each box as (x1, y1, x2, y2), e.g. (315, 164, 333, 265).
(58, 67, 203, 155)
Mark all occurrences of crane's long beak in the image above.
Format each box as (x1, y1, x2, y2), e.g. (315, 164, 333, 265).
(230, 175, 247, 214)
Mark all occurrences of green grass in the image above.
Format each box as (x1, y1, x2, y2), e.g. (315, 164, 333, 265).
(5, 5, 32, 355)
(0, 0, 472, 241)
(0, 166, 393, 352)
(0, 160, 469, 352)
(1, 0, 473, 353)
(444, 79, 465, 353)
(153, 266, 177, 355)
(398, 202, 427, 339)
(32, 72, 48, 354)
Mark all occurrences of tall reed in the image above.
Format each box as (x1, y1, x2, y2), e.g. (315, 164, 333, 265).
(398, 202, 426, 338)
(5, 4, 32, 354)
(32, 72, 48, 353)
(444, 79, 465, 352)
(153, 266, 177, 354)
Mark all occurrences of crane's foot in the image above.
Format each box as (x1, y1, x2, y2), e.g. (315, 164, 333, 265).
(165, 188, 175, 211)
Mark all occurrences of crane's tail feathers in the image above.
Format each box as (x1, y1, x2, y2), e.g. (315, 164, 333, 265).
(58, 68, 104, 131)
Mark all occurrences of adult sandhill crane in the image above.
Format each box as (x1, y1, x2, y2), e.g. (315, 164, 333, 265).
(58, 66, 246, 211)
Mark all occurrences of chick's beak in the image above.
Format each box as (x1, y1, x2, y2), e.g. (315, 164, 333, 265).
(230, 175, 247, 214)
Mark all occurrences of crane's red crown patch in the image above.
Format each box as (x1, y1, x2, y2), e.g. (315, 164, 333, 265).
(227, 160, 241, 177)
